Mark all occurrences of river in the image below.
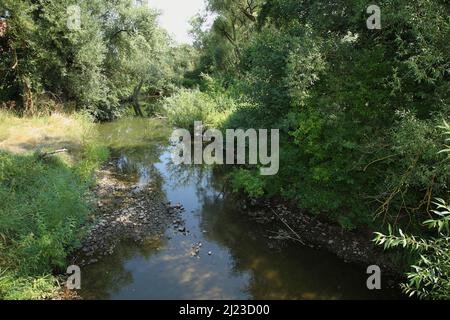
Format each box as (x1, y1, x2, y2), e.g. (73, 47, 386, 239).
(78, 118, 402, 300)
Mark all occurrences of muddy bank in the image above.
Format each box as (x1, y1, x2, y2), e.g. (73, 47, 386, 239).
(240, 197, 404, 277)
(73, 164, 186, 267)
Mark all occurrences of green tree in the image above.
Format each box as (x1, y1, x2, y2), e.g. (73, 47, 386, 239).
(0, 0, 177, 119)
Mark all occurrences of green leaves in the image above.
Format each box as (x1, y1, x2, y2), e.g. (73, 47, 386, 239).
(424, 198, 450, 234)
(196, 0, 450, 231)
(163, 88, 233, 130)
(231, 169, 265, 198)
(0, 113, 107, 299)
(374, 199, 450, 299)
(0, 0, 178, 120)
(438, 121, 450, 155)
(373, 122, 450, 299)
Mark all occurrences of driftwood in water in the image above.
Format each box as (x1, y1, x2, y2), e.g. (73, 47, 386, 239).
(270, 208, 305, 245)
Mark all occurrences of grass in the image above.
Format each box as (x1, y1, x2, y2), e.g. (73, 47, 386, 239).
(0, 110, 109, 300)
(0, 111, 93, 161)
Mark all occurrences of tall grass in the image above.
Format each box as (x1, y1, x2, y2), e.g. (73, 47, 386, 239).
(0, 111, 109, 299)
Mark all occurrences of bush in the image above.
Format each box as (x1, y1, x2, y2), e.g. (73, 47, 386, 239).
(374, 199, 450, 299)
(163, 89, 216, 130)
(162, 88, 239, 131)
(213, 0, 450, 231)
(230, 169, 265, 198)
(374, 123, 450, 299)
(0, 272, 58, 300)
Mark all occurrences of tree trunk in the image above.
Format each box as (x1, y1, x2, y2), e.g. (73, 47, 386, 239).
(21, 75, 35, 115)
(11, 47, 35, 115)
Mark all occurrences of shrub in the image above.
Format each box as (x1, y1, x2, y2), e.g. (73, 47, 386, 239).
(162, 86, 243, 131)
(374, 199, 450, 299)
(230, 169, 265, 198)
(0, 271, 58, 300)
(374, 123, 450, 299)
(163, 89, 217, 130)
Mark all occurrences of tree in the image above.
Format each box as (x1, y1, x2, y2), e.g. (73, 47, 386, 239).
(0, 0, 176, 119)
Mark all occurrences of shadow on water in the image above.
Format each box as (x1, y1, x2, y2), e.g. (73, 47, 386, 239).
(80, 118, 403, 300)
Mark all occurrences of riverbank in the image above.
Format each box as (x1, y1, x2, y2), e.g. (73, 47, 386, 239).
(0, 111, 108, 300)
(72, 163, 186, 267)
(75, 122, 403, 299)
(75, 133, 403, 300)
(0, 113, 404, 300)
(239, 197, 404, 277)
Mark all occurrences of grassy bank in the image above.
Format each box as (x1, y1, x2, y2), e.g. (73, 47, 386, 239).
(0, 111, 108, 299)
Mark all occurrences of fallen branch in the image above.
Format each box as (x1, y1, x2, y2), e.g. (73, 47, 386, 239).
(267, 230, 305, 245)
(271, 208, 305, 245)
(37, 148, 68, 160)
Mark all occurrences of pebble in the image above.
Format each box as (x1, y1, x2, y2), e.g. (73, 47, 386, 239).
(79, 168, 185, 260)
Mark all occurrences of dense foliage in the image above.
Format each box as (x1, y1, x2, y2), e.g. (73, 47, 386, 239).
(186, 0, 450, 229)
(375, 198, 450, 299)
(0, 0, 194, 120)
(178, 0, 449, 298)
(374, 122, 450, 299)
(0, 0, 448, 299)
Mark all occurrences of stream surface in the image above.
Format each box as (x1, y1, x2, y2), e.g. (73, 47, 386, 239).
(79, 118, 402, 300)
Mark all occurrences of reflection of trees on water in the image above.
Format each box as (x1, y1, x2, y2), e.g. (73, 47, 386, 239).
(115, 145, 164, 172)
(80, 238, 168, 300)
(163, 145, 232, 191)
(86, 120, 399, 299)
(112, 144, 168, 194)
(196, 194, 387, 300)
(162, 153, 226, 203)
(164, 159, 210, 188)
(98, 118, 171, 150)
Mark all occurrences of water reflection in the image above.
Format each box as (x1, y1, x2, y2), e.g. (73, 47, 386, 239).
(79, 118, 402, 300)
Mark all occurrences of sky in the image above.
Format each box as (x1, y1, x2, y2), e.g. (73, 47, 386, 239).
(148, 0, 208, 44)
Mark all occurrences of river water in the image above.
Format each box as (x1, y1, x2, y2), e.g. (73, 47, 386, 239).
(79, 118, 402, 300)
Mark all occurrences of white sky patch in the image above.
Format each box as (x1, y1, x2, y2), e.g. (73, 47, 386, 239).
(148, 0, 208, 44)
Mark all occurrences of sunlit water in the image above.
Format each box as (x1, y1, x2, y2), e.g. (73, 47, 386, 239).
(79, 118, 402, 300)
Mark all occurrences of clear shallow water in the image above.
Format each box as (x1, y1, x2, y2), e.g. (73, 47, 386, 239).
(79, 118, 402, 300)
